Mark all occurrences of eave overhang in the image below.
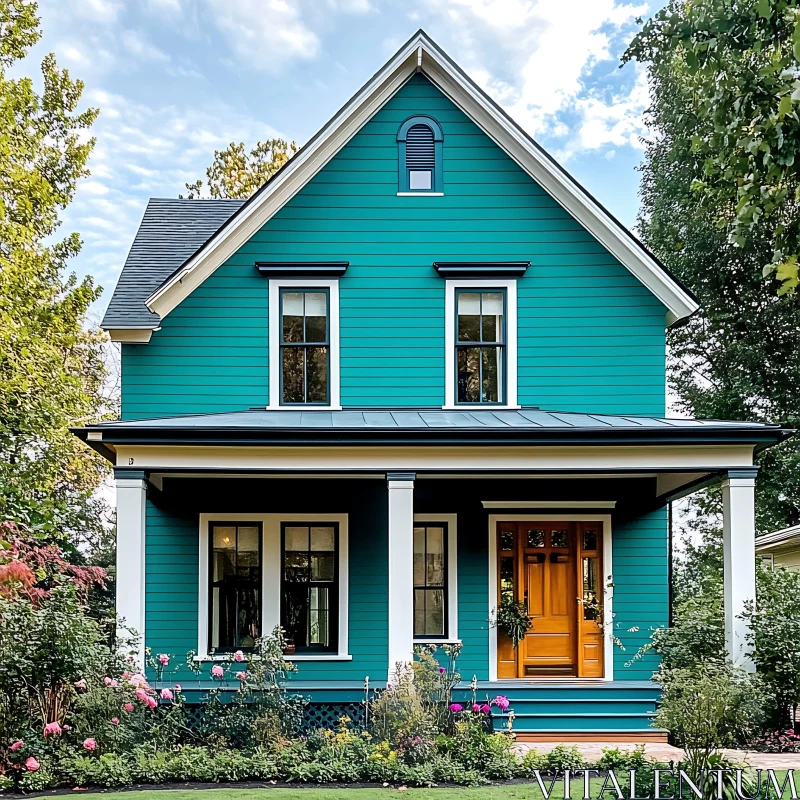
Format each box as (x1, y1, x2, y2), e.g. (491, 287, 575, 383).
(255, 261, 349, 277)
(434, 261, 529, 278)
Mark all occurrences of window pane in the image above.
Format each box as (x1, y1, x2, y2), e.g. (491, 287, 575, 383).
(283, 585, 307, 646)
(527, 529, 545, 548)
(282, 292, 305, 342)
(309, 587, 329, 645)
(285, 526, 309, 552)
(237, 526, 259, 574)
(311, 554, 335, 582)
(425, 527, 445, 587)
(481, 346, 500, 402)
(481, 293, 503, 342)
(306, 346, 328, 403)
(304, 293, 327, 342)
(551, 529, 569, 548)
(212, 527, 236, 581)
(413, 527, 425, 585)
(311, 527, 335, 551)
(457, 293, 480, 341)
(284, 551, 309, 582)
(583, 530, 598, 551)
(238, 586, 259, 648)
(457, 347, 480, 402)
(282, 347, 304, 403)
(409, 169, 432, 190)
(414, 588, 426, 636)
(425, 588, 445, 636)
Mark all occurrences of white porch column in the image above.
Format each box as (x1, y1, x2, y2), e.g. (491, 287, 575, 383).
(115, 470, 147, 670)
(387, 472, 415, 681)
(722, 468, 757, 672)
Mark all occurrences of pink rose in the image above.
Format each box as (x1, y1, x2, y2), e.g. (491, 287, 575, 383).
(135, 688, 148, 703)
(480, 704, 491, 714)
(74, 679, 88, 690)
(25, 757, 39, 772)
(10, 740, 23, 751)
(146, 696, 157, 709)
(122, 671, 131, 679)
(160, 688, 174, 701)
(104, 677, 113, 686)
(111, 718, 119, 725)
(234, 650, 244, 662)
(211, 664, 224, 679)
(44, 721, 62, 737)
(83, 738, 97, 751)
(236, 671, 246, 681)
(158, 653, 169, 666)
(124, 703, 134, 712)
(472, 703, 481, 712)
(128, 673, 148, 689)
(449, 703, 463, 712)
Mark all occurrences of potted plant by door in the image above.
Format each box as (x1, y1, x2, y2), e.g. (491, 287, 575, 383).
(492, 594, 531, 648)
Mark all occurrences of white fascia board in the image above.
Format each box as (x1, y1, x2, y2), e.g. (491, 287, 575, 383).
(145, 44, 420, 321)
(108, 329, 153, 343)
(144, 32, 698, 326)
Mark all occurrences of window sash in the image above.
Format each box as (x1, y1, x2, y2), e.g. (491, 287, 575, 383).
(208, 522, 263, 653)
(279, 288, 330, 405)
(280, 522, 339, 653)
(413, 523, 448, 640)
(454, 289, 506, 405)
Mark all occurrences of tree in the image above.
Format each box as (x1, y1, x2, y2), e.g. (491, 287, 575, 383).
(0, 0, 108, 544)
(624, 0, 800, 295)
(623, 2, 800, 532)
(183, 138, 297, 200)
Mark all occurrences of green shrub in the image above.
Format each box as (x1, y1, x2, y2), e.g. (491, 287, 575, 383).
(522, 744, 585, 772)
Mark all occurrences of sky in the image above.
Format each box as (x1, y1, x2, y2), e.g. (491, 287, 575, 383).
(27, 0, 660, 320)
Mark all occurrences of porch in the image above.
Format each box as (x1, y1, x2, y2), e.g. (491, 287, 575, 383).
(74, 407, 791, 738)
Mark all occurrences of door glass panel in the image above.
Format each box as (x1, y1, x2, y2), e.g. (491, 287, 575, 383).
(499, 529, 514, 551)
(551, 529, 569, 548)
(582, 529, 598, 551)
(499, 555, 514, 599)
(583, 556, 599, 620)
(526, 529, 545, 548)
(310, 527, 335, 551)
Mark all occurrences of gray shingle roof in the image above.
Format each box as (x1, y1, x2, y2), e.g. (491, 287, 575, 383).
(101, 198, 245, 329)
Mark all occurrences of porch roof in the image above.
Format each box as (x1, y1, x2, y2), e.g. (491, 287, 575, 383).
(73, 407, 793, 457)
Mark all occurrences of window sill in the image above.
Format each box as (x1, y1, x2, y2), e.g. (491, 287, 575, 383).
(265, 405, 343, 411)
(193, 653, 353, 663)
(414, 639, 462, 645)
(396, 192, 444, 197)
(441, 404, 521, 411)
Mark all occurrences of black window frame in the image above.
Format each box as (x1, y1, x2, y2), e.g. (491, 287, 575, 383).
(454, 287, 507, 405)
(413, 521, 449, 640)
(208, 521, 263, 654)
(279, 287, 331, 406)
(280, 521, 340, 654)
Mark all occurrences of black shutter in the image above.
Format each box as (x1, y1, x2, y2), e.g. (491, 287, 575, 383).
(406, 124, 435, 169)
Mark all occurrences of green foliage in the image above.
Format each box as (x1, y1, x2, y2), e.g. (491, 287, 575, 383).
(492, 594, 531, 648)
(521, 744, 585, 773)
(0, 0, 109, 545)
(623, 0, 800, 533)
(654, 663, 765, 760)
(625, 0, 800, 296)
(183, 139, 297, 199)
(744, 564, 800, 727)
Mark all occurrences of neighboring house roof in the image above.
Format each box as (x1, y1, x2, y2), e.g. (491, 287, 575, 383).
(756, 523, 800, 551)
(73, 408, 791, 452)
(103, 30, 699, 338)
(101, 198, 245, 332)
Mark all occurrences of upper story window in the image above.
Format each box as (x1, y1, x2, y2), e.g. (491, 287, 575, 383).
(397, 115, 443, 194)
(280, 288, 329, 405)
(209, 522, 262, 652)
(456, 289, 506, 404)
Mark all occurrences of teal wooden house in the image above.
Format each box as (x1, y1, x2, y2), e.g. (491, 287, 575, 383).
(75, 31, 791, 741)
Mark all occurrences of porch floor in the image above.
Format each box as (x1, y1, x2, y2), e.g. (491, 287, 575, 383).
(514, 742, 800, 768)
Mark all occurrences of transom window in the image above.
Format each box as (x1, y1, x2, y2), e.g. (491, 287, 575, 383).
(209, 523, 262, 652)
(280, 289, 329, 404)
(413, 523, 448, 639)
(455, 289, 505, 404)
(281, 523, 339, 653)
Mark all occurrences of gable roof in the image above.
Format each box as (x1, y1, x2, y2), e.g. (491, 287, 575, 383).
(755, 523, 800, 550)
(102, 198, 245, 334)
(105, 30, 699, 337)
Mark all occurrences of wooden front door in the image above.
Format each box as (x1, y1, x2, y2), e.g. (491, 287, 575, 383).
(496, 521, 604, 679)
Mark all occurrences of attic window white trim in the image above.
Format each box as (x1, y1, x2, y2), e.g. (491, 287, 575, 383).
(141, 32, 698, 328)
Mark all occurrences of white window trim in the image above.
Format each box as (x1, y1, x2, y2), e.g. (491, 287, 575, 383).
(268, 278, 341, 410)
(443, 278, 519, 410)
(198, 512, 349, 661)
(396, 192, 445, 197)
(487, 514, 613, 681)
(413, 513, 458, 644)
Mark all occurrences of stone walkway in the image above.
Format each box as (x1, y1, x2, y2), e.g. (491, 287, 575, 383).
(515, 742, 800, 769)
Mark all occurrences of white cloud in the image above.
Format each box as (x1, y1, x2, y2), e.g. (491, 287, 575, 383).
(144, 0, 183, 14)
(121, 30, 170, 62)
(66, 0, 122, 22)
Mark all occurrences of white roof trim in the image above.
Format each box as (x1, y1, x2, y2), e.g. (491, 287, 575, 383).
(145, 31, 699, 326)
(755, 523, 800, 549)
(108, 329, 153, 343)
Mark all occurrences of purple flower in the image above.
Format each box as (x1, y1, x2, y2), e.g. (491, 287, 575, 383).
(449, 703, 463, 713)
(438, 667, 446, 674)
(480, 704, 491, 714)
(472, 703, 481, 712)
(492, 695, 510, 711)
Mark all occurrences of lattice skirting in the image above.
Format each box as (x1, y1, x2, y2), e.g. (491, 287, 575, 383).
(183, 701, 366, 733)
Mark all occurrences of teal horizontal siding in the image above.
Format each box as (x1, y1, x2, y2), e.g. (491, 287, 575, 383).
(121, 73, 666, 419)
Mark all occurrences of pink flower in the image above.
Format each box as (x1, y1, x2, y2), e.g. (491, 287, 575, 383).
(236, 671, 246, 681)
(472, 703, 481, 712)
(480, 704, 491, 714)
(175, 684, 182, 693)
(211, 664, 224, 679)
(160, 688, 174, 701)
(128, 673, 148, 689)
(449, 703, 463, 713)
(122, 671, 131, 679)
(135, 688, 148, 703)
(158, 653, 169, 666)
(492, 695, 510, 711)
(43, 721, 62, 737)
(104, 677, 112, 686)
(25, 757, 39, 772)
(234, 650, 244, 662)
(111, 718, 119, 725)
(438, 667, 446, 673)
(145, 696, 157, 709)
(124, 703, 134, 713)
(10, 740, 23, 752)
(83, 738, 97, 751)
(74, 679, 88, 690)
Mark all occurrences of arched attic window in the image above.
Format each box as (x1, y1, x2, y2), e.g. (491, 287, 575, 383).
(397, 115, 444, 194)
